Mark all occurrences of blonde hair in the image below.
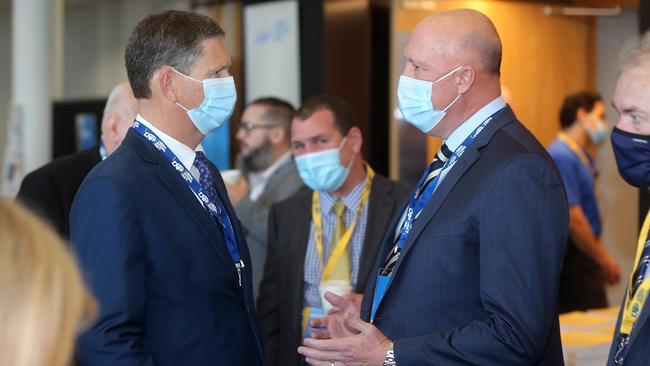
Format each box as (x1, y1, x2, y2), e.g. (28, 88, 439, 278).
(0, 199, 96, 366)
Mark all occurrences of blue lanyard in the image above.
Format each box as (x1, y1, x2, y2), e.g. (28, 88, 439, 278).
(370, 116, 492, 322)
(132, 121, 244, 281)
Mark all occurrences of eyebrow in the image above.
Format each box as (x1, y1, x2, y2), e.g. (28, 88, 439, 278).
(292, 134, 325, 145)
(210, 62, 232, 75)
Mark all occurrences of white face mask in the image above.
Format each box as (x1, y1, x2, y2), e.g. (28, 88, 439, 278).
(295, 137, 353, 192)
(174, 69, 237, 135)
(397, 66, 463, 133)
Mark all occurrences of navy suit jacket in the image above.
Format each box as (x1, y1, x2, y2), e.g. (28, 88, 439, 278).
(70, 129, 264, 366)
(360, 106, 569, 365)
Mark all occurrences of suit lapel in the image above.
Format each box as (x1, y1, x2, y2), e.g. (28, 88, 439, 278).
(291, 190, 313, 285)
(288, 190, 313, 332)
(357, 177, 395, 292)
(209, 162, 249, 260)
(627, 287, 650, 348)
(126, 131, 237, 272)
(379, 107, 517, 303)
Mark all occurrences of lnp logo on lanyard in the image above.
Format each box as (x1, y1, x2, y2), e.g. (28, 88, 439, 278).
(370, 115, 492, 322)
(132, 120, 244, 286)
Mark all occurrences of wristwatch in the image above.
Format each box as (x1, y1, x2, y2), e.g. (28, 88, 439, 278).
(383, 341, 396, 366)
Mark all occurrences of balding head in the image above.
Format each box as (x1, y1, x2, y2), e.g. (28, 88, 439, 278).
(101, 83, 138, 155)
(612, 31, 650, 135)
(401, 9, 503, 138)
(412, 9, 501, 76)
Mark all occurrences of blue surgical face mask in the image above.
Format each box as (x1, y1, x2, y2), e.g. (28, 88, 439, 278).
(174, 69, 237, 135)
(397, 65, 463, 133)
(295, 138, 353, 192)
(585, 120, 608, 145)
(611, 127, 650, 187)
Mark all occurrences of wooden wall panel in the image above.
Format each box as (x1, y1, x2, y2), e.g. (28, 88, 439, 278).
(391, 1, 595, 162)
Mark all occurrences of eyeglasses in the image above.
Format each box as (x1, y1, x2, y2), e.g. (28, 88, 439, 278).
(238, 121, 277, 132)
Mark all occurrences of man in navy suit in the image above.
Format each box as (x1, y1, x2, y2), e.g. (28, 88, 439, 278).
(607, 30, 650, 366)
(70, 10, 264, 366)
(298, 9, 568, 366)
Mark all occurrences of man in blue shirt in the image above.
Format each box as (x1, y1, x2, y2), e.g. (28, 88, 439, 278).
(548, 91, 621, 313)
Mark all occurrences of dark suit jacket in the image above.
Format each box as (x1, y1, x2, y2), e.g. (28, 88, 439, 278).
(17, 145, 101, 239)
(257, 174, 409, 366)
(607, 270, 650, 365)
(70, 130, 264, 366)
(360, 106, 569, 365)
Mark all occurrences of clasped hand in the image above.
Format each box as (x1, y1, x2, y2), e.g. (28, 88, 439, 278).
(298, 292, 391, 366)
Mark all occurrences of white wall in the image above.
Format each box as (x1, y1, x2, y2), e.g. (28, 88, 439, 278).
(597, 8, 640, 305)
(63, 0, 187, 99)
(0, 0, 187, 168)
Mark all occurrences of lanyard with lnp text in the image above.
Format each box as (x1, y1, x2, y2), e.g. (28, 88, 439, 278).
(370, 116, 492, 322)
(132, 121, 244, 285)
(619, 210, 650, 336)
(312, 166, 375, 281)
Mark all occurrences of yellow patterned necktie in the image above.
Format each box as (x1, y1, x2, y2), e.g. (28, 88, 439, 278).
(328, 201, 350, 281)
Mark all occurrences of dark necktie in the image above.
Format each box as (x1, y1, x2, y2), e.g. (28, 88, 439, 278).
(381, 143, 451, 276)
(193, 151, 224, 223)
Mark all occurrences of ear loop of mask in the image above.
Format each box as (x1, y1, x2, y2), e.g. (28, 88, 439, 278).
(172, 68, 202, 111)
(434, 65, 464, 113)
(338, 136, 356, 169)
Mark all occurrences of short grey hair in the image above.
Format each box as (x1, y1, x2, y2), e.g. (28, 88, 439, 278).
(620, 30, 650, 72)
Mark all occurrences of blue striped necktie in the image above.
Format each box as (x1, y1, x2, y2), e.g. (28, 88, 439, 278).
(381, 143, 451, 276)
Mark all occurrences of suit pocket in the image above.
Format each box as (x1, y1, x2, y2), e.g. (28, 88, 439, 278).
(418, 220, 472, 239)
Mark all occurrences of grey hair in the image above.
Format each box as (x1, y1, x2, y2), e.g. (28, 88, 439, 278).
(620, 30, 650, 72)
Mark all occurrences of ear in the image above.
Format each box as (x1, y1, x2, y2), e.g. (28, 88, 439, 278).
(268, 126, 286, 145)
(104, 113, 119, 142)
(576, 107, 588, 122)
(157, 67, 179, 103)
(347, 127, 363, 154)
(456, 66, 476, 95)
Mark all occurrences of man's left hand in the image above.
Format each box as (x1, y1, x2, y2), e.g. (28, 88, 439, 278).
(225, 177, 249, 207)
(298, 312, 391, 366)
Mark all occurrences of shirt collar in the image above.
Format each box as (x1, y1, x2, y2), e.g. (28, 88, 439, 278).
(320, 169, 367, 214)
(262, 151, 292, 180)
(445, 97, 506, 152)
(136, 114, 201, 171)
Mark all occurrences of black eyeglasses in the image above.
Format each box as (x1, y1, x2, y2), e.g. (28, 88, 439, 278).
(238, 121, 277, 132)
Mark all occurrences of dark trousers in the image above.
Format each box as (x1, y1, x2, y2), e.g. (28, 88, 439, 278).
(559, 238, 608, 313)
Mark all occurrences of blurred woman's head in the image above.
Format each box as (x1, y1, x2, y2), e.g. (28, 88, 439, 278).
(0, 199, 96, 366)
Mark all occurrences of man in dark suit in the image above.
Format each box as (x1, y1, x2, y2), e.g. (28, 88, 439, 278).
(70, 10, 264, 366)
(607, 30, 650, 366)
(257, 95, 409, 366)
(298, 9, 569, 366)
(16, 82, 137, 239)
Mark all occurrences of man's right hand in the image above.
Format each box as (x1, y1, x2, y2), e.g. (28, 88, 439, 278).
(599, 254, 621, 284)
(311, 292, 361, 339)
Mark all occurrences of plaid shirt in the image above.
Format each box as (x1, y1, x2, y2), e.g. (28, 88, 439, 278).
(303, 178, 369, 309)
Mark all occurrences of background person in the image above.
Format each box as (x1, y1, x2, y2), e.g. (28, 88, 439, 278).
(548, 91, 621, 313)
(227, 97, 304, 299)
(16, 82, 137, 239)
(0, 199, 96, 366)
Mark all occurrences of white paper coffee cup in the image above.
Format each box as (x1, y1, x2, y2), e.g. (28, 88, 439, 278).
(221, 169, 242, 184)
(318, 280, 352, 313)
